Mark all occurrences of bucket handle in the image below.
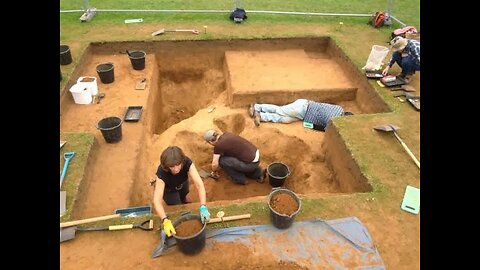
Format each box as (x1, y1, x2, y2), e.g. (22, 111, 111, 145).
(285, 166, 291, 177)
(270, 161, 292, 177)
(95, 117, 106, 130)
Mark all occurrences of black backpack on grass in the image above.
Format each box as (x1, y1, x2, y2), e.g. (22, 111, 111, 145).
(230, 8, 247, 23)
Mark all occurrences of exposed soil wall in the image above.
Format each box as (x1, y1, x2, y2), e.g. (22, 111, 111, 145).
(323, 124, 372, 192)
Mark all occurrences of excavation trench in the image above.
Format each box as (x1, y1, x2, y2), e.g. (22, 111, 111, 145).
(59, 37, 388, 218)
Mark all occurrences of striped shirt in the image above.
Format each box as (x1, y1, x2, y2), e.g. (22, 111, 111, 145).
(303, 101, 344, 130)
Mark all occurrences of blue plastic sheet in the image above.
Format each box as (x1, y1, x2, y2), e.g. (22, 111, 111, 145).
(153, 216, 385, 269)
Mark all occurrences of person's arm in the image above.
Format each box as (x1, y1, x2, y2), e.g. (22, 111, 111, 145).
(152, 175, 167, 220)
(189, 163, 211, 223)
(382, 65, 390, 76)
(382, 57, 395, 75)
(153, 175, 176, 236)
(188, 163, 207, 205)
(211, 154, 221, 175)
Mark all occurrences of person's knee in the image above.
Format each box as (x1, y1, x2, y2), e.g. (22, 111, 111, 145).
(401, 61, 415, 74)
(219, 158, 227, 166)
(164, 194, 182, 205)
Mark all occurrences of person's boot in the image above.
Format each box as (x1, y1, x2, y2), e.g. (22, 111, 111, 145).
(181, 197, 192, 204)
(249, 103, 255, 118)
(253, 111, 261, 127)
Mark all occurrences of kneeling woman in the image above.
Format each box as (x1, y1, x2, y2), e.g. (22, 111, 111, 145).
(152, 146, 210, 236)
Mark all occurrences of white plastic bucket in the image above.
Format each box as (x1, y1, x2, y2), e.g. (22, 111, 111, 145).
(69, 83, 92, 104)
(362, 45, 390, 71)
(76, 76, 98, 95)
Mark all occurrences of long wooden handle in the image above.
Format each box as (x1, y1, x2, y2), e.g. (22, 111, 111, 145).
(108, 224, 134, 230)
(393, 131, 420, 169)
(60, 214, 121, 228)
(207, 214, 251, 224)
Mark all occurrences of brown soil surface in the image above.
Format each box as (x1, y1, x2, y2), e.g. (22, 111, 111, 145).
(270, 193, 299, 216)
(175, 219, 204, 237)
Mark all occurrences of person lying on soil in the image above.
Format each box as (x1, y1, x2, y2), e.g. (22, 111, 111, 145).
(382, 36, 420, 83)
(204, 129, 266, 185)
(248, 99, 353, 131)
(152, 146, 211, 237)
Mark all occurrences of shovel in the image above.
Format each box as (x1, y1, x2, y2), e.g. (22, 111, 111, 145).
(151, 28, 200, 36)
(60, 152, 75, 216)
(60, 152, 76, 188)
(60, 205, 152, 242)
(61, 205, 152, 228)
(373, 124, 420, 169)
(61, 219, 153, 243)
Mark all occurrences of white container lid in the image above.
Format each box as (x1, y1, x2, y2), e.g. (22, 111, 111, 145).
(77, 76, 97, 83)
(75, 77, 98, 95)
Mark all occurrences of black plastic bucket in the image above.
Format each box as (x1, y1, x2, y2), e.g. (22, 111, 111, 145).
(60, 44, 72, 65)
(128, 50, 146, 70)
(96, 63, 115, 84)
(268, 188, 301, 229)
(267, 162, 291, 187)
(96, 116, 123, 143)
(172, 214, 206, 255)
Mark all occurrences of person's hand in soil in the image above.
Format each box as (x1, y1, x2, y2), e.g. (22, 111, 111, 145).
(199, 204, 211, 223)
(211, 171, 220, 179)
(163, 218, 176, 237)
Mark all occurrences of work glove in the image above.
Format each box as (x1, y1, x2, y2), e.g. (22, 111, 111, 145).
(162, 218, 176, 237)
(199, 205, 211, 223)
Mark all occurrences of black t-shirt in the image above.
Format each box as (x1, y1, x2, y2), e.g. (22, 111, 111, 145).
(155, 157, 192, 190)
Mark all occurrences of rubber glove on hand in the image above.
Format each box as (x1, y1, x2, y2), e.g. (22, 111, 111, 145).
(162, 218, 176, 237)
(199, 205, 211, 223)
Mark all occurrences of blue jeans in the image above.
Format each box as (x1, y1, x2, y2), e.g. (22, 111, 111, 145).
(391, 51, 420, 75)
(219, 156, 262, 184)
(163, 182, 189, 205)
(254, 99, 309, 123)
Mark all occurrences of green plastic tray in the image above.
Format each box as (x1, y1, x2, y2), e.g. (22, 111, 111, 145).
(401, 185, 420, 214)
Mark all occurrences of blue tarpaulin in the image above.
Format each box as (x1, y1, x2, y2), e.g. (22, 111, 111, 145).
(153, 216, 385, 269)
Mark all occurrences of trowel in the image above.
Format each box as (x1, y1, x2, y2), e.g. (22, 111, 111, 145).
(135, 78, 147, 90)
(198, 169, 219, 180)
